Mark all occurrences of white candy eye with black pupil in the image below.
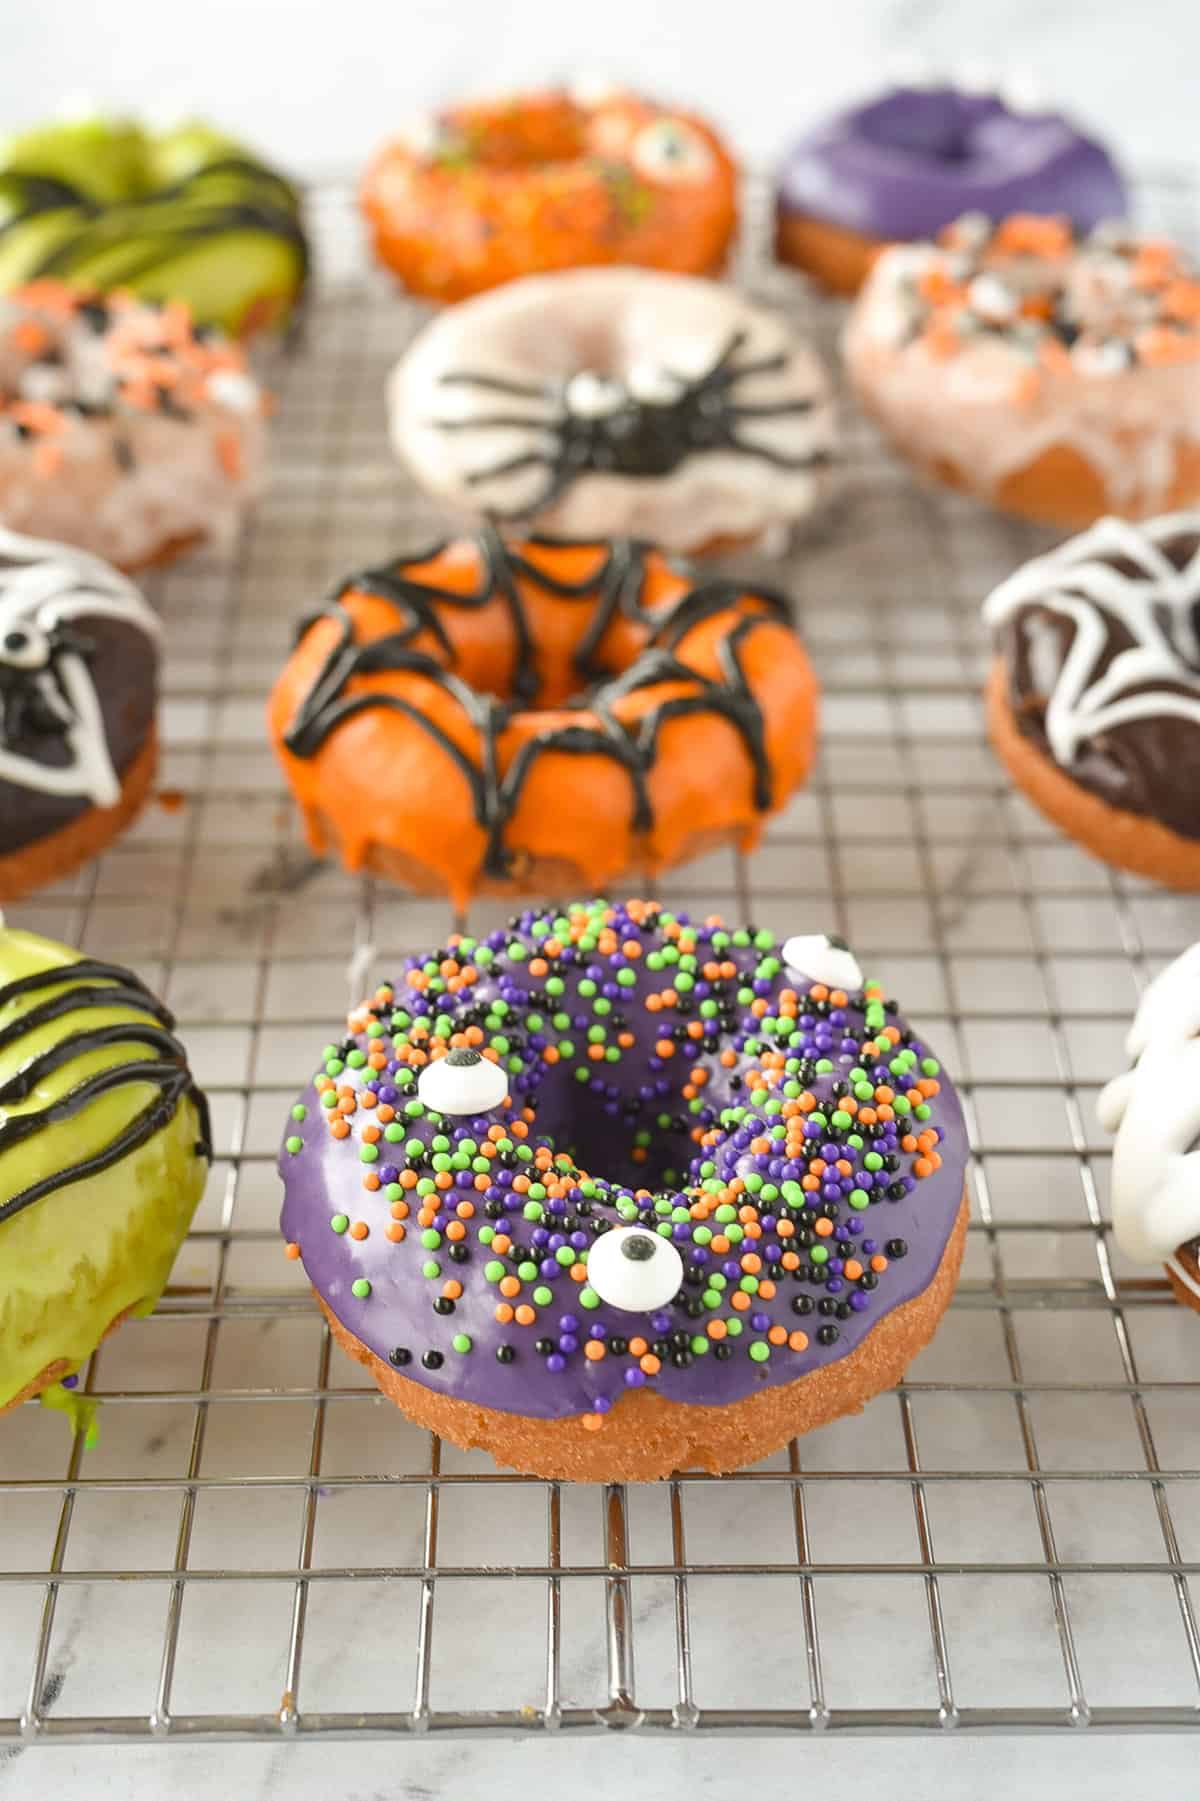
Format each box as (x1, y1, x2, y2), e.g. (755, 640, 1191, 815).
(585, 1225, 684, 1312)
(417, 1046, 508, 1116)
(0, 622, 50, 670)
(630, 119, 714, 185)
(564, 371, 626, 419)
(781, 933, 863, 993)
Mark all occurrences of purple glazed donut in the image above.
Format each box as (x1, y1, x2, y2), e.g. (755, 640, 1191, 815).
(278, 899, 969, 1481)
(776, 84, 1127, 294)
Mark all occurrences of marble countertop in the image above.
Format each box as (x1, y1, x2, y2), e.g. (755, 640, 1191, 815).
(2, 1731, 1200, 1801)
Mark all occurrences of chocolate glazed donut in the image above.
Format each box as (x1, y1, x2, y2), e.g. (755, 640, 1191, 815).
(984, 513, 1200, 887)
(0, 530, 160, 900)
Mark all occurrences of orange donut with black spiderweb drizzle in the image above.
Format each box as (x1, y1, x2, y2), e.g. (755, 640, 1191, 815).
(360, 86, 738, 303)
(266, 532, 817, 909)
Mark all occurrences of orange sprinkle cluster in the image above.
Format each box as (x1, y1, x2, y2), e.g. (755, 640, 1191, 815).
(908, 217, 1200, 383)
(0, 280, 265, 468)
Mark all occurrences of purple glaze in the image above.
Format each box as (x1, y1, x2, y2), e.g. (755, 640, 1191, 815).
(777, 86, 1127, 244)
(278, 904, 968, 1421)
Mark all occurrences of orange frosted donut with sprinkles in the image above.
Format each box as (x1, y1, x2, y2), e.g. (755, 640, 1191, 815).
(0, 281, 268, 570)
(361, 85, 738, 302)
(844, 215, 1200, 530)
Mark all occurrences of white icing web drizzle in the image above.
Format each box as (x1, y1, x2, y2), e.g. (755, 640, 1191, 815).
(1097, 941, 1200, 1268)
(983, 513, 1200, 768)
(0, 528, 159, 808)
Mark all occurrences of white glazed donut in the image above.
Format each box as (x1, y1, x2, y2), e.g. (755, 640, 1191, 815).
(1097, 942, 1200, 1304)
(843, 217, 1200, 531)
(388, 267, 836, 554)
(0, 283, 267, 570)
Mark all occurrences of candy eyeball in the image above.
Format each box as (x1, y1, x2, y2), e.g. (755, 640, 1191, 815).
(0, 620, 51, 671)
(626, 360, 685, 407)
(631, 119, 715, 186)
(565, 371, 627, 419)
(585, 1225, 684, 1312)
(392, 112, 445, 158)
(208, 370, 262, 417)
(781, 933, 864, 993)
(417, 1046, 508, 1116)
(568, 74, 626, 110)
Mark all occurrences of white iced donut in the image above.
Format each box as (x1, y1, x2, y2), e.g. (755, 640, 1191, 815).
(388, 267, 836, 554)
(1097, 942, 1200, 1306)
(0, 282, 267, 570)
(844, 217, 1200, 531)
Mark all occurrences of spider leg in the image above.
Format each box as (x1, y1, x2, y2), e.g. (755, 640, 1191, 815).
(702, 349, 792, 389)
(460, 448, 585, 520)
(719, 432, 835, 472)
(651, 329, 743, 392)
(430, 411, 561, 432)
(461, 449, 558, 485)
(724, 396, 819, 419)
(437, 370, 555, 401)
(691, 328, 748, 382)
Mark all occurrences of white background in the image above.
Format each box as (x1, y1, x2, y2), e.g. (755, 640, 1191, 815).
(6, 0, 1199, 180)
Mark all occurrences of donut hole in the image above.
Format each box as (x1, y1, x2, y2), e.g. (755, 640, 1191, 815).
(528, 1056, 699, 1192)
(449, 98, 588, 170)
(364, 539, 689, 711)
(856, 91, 983, 163)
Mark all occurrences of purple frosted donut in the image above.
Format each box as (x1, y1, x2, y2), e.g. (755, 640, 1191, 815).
(278, 899, 969, 1481)
(776, 85, 1127, 295)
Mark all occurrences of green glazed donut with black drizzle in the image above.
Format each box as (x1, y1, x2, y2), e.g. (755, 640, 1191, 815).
(0, 116, 307, 337)
(0, 923, 210, 1440)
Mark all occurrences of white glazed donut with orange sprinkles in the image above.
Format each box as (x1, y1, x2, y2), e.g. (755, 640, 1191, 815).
(844, 216, 1200, 531)
(0, 281, 267, 570)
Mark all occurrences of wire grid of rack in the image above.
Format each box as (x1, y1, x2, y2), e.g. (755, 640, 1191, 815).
(2, 174, 1200, 1747)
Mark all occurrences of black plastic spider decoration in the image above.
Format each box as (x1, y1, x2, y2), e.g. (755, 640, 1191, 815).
(0, 618, 92, 749)
(429, 328, 832, 518)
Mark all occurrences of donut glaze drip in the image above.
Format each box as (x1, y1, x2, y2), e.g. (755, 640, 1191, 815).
(279, 901, 967, 1422)
(281, 533, 792, 880)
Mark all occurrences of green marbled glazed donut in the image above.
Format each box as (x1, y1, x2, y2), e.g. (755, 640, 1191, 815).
(0, 118, 308, 337)
(0, 925, 211, 1432)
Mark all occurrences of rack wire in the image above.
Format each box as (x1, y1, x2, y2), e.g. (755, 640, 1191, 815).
(2, 174, 1200, 1746)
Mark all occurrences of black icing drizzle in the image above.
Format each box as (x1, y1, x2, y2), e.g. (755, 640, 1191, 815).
(0, 957, 212, 1227)
(0, 155, 308, 289)
(431, 328, 833, 518)
(283, 530, 794, 877)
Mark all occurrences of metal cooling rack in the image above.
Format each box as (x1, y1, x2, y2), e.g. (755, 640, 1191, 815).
(2, 174, 1200, 1746)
